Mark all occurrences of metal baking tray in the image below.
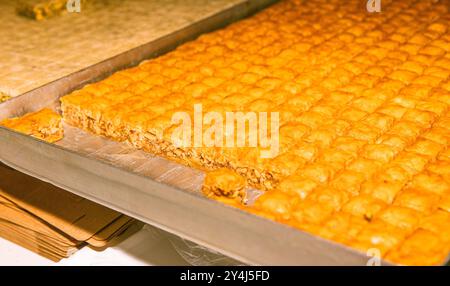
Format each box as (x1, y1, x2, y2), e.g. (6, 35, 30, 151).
(1, 0, 446, 266)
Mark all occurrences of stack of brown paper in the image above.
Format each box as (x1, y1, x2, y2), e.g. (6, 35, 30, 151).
(0, 163, 143, 261)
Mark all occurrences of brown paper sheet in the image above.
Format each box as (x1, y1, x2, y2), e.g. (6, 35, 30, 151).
(0, 163, 138, 261)
(0, 164, 123, 241)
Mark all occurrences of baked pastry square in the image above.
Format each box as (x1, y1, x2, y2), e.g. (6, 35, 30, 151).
(0, 92, 11, 103)
(17, 0, 89, 21)
(202, 168, 247, 202)
(0, 108, 63, 143)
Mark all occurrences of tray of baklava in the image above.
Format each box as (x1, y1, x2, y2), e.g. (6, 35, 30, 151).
(1, 0, 449, 265)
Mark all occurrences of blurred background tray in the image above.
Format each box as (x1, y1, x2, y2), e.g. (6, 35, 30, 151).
(0, 0, 246, 97)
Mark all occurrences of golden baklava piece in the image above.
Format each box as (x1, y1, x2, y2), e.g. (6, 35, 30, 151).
(0, 108, 63, 143)
(202, 168, 247, 203)
(17, 0, 88, 20)
(0, 92, 11, 103)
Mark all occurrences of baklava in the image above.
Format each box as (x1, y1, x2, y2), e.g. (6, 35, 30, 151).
(61, 0, 450, 265)
(1, 108, 64, 143)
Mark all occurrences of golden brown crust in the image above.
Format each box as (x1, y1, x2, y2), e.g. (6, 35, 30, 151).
(202, 168, 247, 202)
(16, 0, 89, 21)
(0, 108, 63, 143)
(0, 92, 10, 103)
(61, 0, 450, 265)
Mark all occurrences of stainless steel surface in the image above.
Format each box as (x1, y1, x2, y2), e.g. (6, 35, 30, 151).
(0, 0, 428, 265)
(0, 128, 385, 265)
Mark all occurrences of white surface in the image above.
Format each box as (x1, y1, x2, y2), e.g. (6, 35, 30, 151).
(0, 225, 189, 266)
